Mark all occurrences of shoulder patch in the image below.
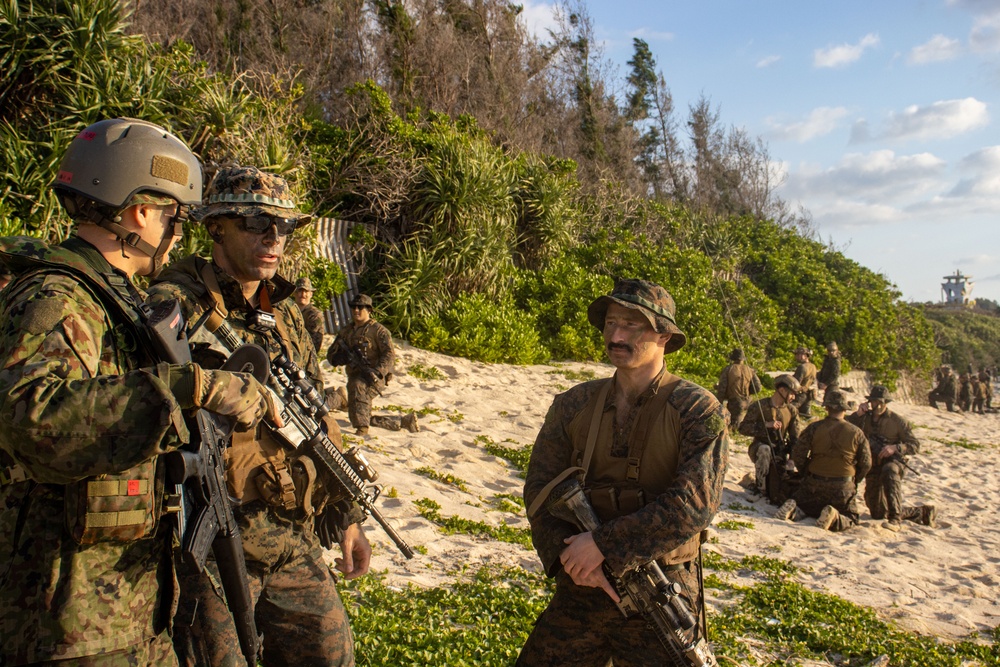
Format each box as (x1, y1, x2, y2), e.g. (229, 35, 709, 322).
(22, 298, 70, 335)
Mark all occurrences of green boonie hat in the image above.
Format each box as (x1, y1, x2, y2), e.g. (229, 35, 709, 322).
(350, 293, 373, 309)
(587, 278, 686, 354)
(823, 389, 850, 411)
(295, 277, 314, 291)
(866, 385, 892, 403)
(192, 165, 312, 225)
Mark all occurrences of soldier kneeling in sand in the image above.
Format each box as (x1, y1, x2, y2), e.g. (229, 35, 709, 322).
(774, 390, 871, 531)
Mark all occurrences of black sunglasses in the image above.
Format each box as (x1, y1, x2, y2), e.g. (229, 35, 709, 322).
(234, 215, 298, 236)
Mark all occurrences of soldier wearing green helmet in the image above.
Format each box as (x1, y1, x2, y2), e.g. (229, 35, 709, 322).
(0, 119, 276, 665)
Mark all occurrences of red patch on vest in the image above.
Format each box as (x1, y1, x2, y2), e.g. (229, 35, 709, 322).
(127, 480, 141, 496)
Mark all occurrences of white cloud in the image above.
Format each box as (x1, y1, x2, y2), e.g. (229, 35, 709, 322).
(765, 107, 849, 143)
(948, 146, 1000, 197)
(814, 33, 880, 68)
(756, 55, 781, 68)
(908, 35, 962, 64)
(883, 98, 989, 141)
(781, 150, 947, 204)
(970, 14, 1000, 53)
(518, 1, 559, 41)
(947, 0, 1000, 18)
(629, 27, 675, 42)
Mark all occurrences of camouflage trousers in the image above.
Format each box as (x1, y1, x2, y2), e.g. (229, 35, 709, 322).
(172, 503, 354, 667)
(928, 390, 956, 411)
(792, 389, 815, 417)
(21, 634, 177, 667)
(725, 397, 750, 432)
(516, 565, 704, 666)
(864, 461, 922, 523)
(346, 374, 380, 430)
(793, 475, 859, 531)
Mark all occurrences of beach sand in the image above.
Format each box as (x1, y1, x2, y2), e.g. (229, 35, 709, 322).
(320, 341, 1000, 643)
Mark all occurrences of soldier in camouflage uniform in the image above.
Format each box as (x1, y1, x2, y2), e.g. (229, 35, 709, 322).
(847, 385, 935, 532)
(518, 279, 727, 666)
(775, 389, 871, 531)
(0, 264, 11, 290)
(327, 294, 417, 435)
(146, 166, 370, 667)
(980, 370, 993, 411)
(294, 276, 326, 353)
(972, 373, 987, 414)
(0, 119, 275, 666)
(816, 341, 841, 401)
(715, 348, 761, 433)
(739, 374, 801, 503)
(928, 365, 958, 411)
(958, 373, 972, 412)
(792, 346, 817, 417)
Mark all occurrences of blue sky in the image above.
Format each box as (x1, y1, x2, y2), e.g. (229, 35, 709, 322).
(520, 0, 1000, 304)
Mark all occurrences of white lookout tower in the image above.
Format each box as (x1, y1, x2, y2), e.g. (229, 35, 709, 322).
(941, 270, 974, 305)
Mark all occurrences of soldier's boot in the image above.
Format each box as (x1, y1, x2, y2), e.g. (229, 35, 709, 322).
(355, 427, 369, 436)
(370, 414, 402, 431)
(882, 518, 902, 532)
(774, 499, 798, 521)
(816, 505, 840, 531)
(754, 445, 773, 496)
(401, 412, 420, 433)
(918, 505, 936, 527)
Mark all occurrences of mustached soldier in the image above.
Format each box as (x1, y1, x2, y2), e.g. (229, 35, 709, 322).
(518, 278, 728, 665)
(0, 119, 274, 665)
(147, 165, 370, 666)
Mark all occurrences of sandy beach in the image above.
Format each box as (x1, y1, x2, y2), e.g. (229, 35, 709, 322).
(320, 340, 1000, 643)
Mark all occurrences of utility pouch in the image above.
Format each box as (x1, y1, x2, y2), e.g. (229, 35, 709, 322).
(254, 460, 298, 511)
(586, 484, 645, 521)
(65, 458, 159, 545)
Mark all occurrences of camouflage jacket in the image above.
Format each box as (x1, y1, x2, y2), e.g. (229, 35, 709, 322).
(932, 373, 958, 400)
(817, 354, 841, 386)
(0, 236, 189, 663)
(299, 302, 325, 354)
(328, 319, 394, 382)
(524, 369, 728, 579)
(847, 409, 919, 463)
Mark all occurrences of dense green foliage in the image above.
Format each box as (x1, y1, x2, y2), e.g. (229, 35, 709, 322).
(2, 0, 940, 383)
(923, 307, 1000, 372)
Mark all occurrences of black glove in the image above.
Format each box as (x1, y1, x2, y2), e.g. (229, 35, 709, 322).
(316, 501, 353, 549)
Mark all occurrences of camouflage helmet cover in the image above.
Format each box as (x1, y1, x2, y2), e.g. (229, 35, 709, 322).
(774, 374, 801, 393)
(866, 384, 892, 403)
(587, 278, 687, 353)
(350, 293, 373, 309)
(193, 165, 312, 226)
(295, 277, 314, 292)
(823, 389, 851, 412)
(54, 118, 202, 208)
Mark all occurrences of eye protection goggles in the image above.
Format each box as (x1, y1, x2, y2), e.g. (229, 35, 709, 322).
(234, 215, 298, 236)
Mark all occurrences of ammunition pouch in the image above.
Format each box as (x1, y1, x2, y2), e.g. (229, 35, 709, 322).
(254, 455, 329, 518)
(65, 458, 160, 545)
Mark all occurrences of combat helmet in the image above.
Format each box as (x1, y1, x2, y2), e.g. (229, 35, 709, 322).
(823, 389, 850, 412)
(866, 385, 892, 403)
(53, 118, 203, 275)
(774, 374, 801, 394)
(295, 277, 314, 292)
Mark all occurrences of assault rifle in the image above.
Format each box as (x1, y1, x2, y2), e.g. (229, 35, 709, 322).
(145, 300, 259, 667)
(546, 479, 718, 667)
(211, 321, 414, 559)
(333, 338, 382, 395)
(869, 434, 919, 476)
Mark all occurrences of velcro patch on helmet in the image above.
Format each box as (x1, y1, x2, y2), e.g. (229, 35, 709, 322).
(151, 155, 189, 186)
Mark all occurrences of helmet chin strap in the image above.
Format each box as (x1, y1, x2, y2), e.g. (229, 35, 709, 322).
(100, 210, 184, 278)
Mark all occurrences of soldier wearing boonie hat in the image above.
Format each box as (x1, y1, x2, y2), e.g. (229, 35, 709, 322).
(778, 388, 871, 532)
(293, 276, 325, 353)
(519, 278, 726, 666)
(148, 165, 368, 667)
(848, 385, 935, 532)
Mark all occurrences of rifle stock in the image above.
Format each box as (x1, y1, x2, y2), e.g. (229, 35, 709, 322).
(545, 479, 718, 667)
(145, 300, 260, 667)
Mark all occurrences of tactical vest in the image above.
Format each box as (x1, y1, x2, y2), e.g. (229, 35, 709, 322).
(0, 237, 167, 545)
(569, 375, 701, 565)
(804, 419, 861, 478)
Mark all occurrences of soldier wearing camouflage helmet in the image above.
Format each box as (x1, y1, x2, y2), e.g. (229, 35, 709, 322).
(792, 345, 817, 417)
(0, 119, 276, 665)
(848, 385, 935, 532)
(715, 347, 762, 433)
(518, 278, 727, 666)
(775, 389, 871, 531)
(816, 341, 842, 401)
(146, 165, 368, 666)
(294, 276, 326, 353)
(327, 293, 417, 434)
(739, 374, 801, 503)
